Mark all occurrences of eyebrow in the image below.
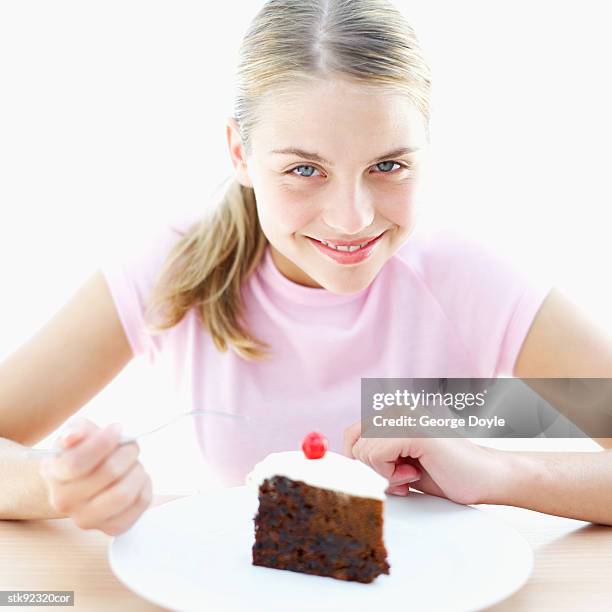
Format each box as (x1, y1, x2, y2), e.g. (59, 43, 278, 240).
(270, 146, 420, 166)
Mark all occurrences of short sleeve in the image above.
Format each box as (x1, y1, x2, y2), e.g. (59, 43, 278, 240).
(99, 214, 199, 362)
(400, 230, 553, 377)
(494, 278, 552, 376)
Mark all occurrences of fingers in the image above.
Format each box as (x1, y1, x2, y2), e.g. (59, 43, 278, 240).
(350, 437, 422, 486)
(44, 442, 141, 514)
(71, 461, 148, 530)
(55, 417, 98, 450)
(98, 475, 154, 536)
(352, 438, 392, 479)
(38, 419, 153, 537)
(98, 474, 153, 536)
(388, 459, 421, 486)
(386, 483, 410, 496)
(41, 423, 123, 482)
(352, 437, 404, 477)
(342, 420, 362, 458)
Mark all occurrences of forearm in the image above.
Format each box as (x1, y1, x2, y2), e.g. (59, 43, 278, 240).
(0, 437, 66, 520)
(483, 446, 612, 525)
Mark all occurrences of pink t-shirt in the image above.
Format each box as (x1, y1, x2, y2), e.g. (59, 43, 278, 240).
(100, 215, 551, 485)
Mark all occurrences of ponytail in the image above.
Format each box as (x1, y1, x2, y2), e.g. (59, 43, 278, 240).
(144, 179, 269, 360)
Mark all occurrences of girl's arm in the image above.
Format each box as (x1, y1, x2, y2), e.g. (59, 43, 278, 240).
(346, 428, 612, 526)
(344, 290, 612, 525)
(344, 421, 612, 525)
(0, 436, 66, 519)
(486, 446, 612, 525)
(0, 271, 133, 519)
(488, 286, 612, 523)
(347, 289, 612, 524)
(514, 287, 612, 448)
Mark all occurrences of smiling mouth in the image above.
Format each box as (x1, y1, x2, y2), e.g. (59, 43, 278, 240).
(307, 232, 386, 252)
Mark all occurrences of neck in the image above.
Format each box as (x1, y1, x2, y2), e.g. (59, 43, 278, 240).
(269, 246, 322, 288)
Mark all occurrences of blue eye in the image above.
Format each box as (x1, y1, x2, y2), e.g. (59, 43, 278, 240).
(375, 161, 400, 173)
(291, 165, 319, 178)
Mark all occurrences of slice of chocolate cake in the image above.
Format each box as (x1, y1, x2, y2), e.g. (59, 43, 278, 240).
(246, 433, 390, 583)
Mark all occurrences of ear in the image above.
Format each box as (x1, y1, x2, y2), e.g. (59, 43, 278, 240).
(226, 117, 254, 188)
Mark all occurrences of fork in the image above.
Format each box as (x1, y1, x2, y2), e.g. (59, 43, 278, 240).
(25, 409, 248, 459)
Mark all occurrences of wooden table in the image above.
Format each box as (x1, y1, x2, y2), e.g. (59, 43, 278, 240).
(1, 495, 611, 611)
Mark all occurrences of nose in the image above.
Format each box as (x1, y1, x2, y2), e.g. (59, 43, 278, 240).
(321, 182, 375, 236)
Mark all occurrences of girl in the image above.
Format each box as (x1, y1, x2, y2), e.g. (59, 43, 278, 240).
(1, 0, 612, 536)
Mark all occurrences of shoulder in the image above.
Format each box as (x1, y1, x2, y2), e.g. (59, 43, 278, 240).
(392, 228, 553, 375)
(100, 210, 204, 298)
(392, 228, 531, 298)
(395, 228, 502, 276)
(389, 227, 553, 337)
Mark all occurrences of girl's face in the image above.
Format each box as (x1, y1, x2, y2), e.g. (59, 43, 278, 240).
(227, 78, 429, 292)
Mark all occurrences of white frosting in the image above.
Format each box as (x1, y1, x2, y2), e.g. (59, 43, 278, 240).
(245, 450, 388, 501)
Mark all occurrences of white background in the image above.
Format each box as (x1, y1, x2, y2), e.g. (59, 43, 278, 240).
(1, 1, 609, 493)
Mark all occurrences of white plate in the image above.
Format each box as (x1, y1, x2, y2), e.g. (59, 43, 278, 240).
(109, 486, 533, 612)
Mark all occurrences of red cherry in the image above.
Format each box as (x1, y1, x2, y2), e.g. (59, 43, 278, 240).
(302, 432, 328, 459)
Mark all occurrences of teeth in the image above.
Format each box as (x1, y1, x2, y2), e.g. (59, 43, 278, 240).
(320, 240, 368, 252)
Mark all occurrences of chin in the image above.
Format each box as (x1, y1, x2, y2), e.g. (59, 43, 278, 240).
(314, 263, 382, 295)
(325, 279, 372, 295)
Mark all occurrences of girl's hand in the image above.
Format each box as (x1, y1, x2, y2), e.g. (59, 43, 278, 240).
(343, 420, 505, 505)
(38, 417, 153, 535)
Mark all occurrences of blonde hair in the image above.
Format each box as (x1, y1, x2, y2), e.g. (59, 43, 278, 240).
(145, 0, 432, 360)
